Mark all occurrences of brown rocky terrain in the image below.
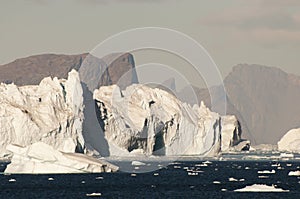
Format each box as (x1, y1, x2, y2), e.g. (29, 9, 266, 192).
(0, 52, 138, 88)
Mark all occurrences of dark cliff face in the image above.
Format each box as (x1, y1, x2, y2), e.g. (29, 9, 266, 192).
(186, 64, 300, 145)
(0, 52, 138, 89)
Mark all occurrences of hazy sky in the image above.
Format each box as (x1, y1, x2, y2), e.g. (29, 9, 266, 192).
(1, 0, 300, 84)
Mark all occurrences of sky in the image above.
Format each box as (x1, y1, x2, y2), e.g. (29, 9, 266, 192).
(1, 0, 300, 87)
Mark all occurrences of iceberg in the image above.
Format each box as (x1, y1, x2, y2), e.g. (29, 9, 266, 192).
(278, 128, 300, 153)
(93, 84, 249, 156)
(4, 142, 118, 174)
(0, 70, 85, 157)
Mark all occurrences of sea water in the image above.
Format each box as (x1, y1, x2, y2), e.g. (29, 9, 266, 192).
(0, 158, 299, 198)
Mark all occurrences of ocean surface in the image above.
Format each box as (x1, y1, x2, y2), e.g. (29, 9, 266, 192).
(0, 155, 300, 198)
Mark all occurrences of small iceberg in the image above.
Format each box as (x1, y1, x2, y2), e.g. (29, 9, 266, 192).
(280, 153, 294, 158)
(131, 161, 146, 166)
(229, 177, 238, 182)
(257, 170, 275, 174)
(234, 184, 289, 192)
(188, 172, 199, 176)
(4, 142, 119, 174)
(86, 193, 102, 197)
(288, 171, 300, 176)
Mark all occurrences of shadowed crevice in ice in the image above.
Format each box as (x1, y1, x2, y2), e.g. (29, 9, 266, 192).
(81, 83, 110, 156)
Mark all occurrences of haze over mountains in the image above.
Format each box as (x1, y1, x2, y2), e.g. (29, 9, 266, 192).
(226, 65, 300, 144)
(0, 53, 299, 145)
(194, 64, 300, 145)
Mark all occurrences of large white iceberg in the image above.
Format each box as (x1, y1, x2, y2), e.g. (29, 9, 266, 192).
(4, 142, 118, 174)
(93, 84, 248, 156)
(278, 128, 300, 153)
(0, 70, 85, 157)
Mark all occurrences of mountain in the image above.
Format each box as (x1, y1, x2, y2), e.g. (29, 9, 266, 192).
(0, 53, 138, 88)
(188, 64, 300, 145)
(225, 64, 300, 144)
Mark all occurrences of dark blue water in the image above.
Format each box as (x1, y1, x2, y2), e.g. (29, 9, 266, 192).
(0, 160, 299, 198)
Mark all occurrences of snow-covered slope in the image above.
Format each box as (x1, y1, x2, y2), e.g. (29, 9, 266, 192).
(5, 142, 118, 174)
(0, 70, 85, 157)
(94, 84, 248, 156)
(278, 128, 300, 153)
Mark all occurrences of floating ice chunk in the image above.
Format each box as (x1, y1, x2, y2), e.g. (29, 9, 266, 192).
(286, 164, 292, 167)
(271, 163, 279, 167)
(280, 153, 294, 158)
(48, 178, 54, 181)
(195, 163, 208, 167)
(258, 176, 269, 179)
(8, 179, 16, 182)
(95, 177, 104, 180)
(203, 161, 212, 164)
(131, 161, 146, 166)
(229, 177, 238, 182)
(188, 172, 199, 176)
(5, 142, 119, 174)
(154, 173, 159, 176)
(213, 181, 221, 184)
(229, 177, 245, 182)
(257, 170, 275, 174)
(86, 193, 102, 197)
(288, 171, 300, 176)
(131, 173, 137, 177)
(234, 184, 289, 192)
